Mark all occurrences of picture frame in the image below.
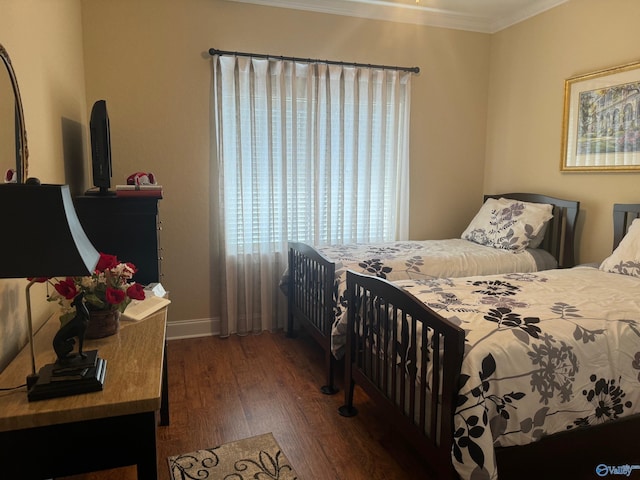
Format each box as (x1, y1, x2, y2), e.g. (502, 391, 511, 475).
(561, 60, 640, 172)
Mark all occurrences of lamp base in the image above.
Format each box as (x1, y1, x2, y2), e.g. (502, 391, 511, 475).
(27, 349, 107, 402)
(26, 373, 39, 390)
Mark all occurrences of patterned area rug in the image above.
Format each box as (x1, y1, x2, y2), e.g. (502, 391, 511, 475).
(168, 432, 300, 479)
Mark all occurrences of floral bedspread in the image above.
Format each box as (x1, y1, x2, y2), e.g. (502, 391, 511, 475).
(387, 266, 640, 480)
(322, 239, 556, 359)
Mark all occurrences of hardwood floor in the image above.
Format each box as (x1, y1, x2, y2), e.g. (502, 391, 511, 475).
(59, 329, 435, 480)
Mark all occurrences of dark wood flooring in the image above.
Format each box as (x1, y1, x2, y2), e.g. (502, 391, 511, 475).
(59, 329, 434, 480)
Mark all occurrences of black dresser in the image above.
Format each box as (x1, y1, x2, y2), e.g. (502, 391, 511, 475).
(73, 195, 162, 286)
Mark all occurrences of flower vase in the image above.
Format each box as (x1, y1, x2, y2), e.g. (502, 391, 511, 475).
(85, 309, 121, 339)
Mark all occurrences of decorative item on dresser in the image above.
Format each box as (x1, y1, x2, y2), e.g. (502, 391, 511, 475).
(115, 183, 163, 197)
(0, 183, 102, 401)
(46, 252, 147, 339)
(73, 195, 162, 285)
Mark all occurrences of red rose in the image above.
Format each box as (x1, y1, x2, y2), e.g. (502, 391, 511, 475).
(105, 287, 125, 305)
(96, 253, 119, 273)
(126, 283, 146, 301)
(125, 262, 138, 274)
(54, 277, 78, 300)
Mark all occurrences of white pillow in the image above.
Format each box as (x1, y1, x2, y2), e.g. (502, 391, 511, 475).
(461, 197, 553, 252)
(599, 217, 640, 277)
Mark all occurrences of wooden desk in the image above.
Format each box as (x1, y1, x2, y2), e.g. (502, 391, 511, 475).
(0, 308, 168, 479)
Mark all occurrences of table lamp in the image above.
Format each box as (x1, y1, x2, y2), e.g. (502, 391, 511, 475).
(0, 183, 103, 401)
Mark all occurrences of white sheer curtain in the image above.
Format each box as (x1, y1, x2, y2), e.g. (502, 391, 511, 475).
(212, 54, 411, 336)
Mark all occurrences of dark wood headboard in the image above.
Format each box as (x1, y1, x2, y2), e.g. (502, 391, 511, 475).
(484, 193, 580, 269)
(612, 203, 640, 250)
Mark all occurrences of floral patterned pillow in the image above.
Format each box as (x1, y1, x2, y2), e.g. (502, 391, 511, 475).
(461, 197, 554, 252)
(599, 218, 640, 277)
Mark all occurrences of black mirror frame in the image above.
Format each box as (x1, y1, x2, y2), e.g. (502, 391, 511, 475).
(0, 43, 28, 183)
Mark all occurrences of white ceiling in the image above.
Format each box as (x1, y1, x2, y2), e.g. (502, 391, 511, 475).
(225, 0, 569, 33)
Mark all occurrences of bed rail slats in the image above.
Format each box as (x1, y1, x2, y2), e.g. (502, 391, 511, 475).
(287, 242, 338, 394)
(340, 271, 465, 479)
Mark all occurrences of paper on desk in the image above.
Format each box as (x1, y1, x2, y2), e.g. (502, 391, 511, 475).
(122, 295, 171, 321)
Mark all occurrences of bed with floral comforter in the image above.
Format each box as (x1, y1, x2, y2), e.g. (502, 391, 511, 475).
(285, 193, 580, 394)
(342, 265, 640, 479)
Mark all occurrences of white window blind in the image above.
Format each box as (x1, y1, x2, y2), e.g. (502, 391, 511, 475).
(214, 56, 411, 254)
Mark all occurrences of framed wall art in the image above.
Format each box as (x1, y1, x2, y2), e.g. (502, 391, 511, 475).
(561, 60, 640, 172)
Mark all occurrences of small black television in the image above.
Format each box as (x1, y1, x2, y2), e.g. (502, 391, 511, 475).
(87, 99, 113, 195)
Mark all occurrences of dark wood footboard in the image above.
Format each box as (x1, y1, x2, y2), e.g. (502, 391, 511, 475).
(495, 413, 640, 479)
(339, 270, 464, 480)
(287, 242, 338, 394)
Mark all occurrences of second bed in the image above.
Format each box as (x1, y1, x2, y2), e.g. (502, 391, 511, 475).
(286, 193, 580, 393)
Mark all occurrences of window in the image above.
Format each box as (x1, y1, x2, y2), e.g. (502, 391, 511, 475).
(212, 54, 411, 334)
(214, 56, 410, 253)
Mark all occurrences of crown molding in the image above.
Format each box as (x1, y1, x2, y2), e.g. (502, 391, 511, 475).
(223, 0, 568, 33)
(487, 0, 568, 32)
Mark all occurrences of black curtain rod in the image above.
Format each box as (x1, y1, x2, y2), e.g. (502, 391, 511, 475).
(208, 48, 420, 74)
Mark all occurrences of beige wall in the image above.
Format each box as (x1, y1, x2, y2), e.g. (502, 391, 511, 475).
(485, 0, 640, 264)
(11, 0, 630, 351)
(80, 0, 491, 327)
(0, 0, 87, 370)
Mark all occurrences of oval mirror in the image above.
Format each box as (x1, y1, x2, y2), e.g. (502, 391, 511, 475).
(0, 43, 28, 183)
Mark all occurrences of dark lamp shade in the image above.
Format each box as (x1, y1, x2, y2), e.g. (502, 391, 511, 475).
(0, 184, 99, 278)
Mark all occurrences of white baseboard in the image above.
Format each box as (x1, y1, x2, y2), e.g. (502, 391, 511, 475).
(166, 317, 220, 340)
